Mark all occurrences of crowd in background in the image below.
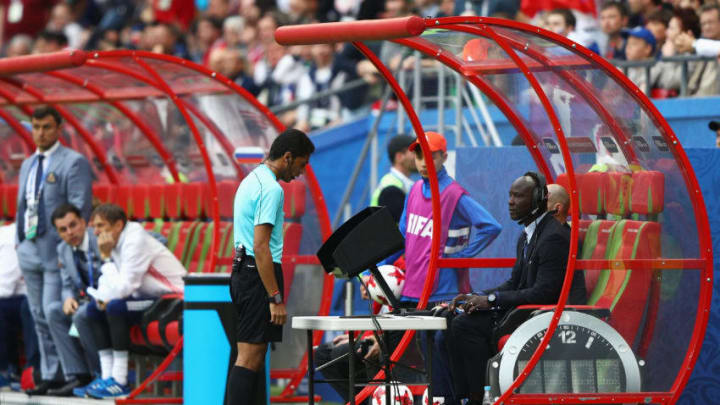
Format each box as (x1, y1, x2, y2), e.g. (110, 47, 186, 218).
(1, 0, 720, 130)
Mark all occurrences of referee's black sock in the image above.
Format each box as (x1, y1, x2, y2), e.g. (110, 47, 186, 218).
(228, 366, 257, 404)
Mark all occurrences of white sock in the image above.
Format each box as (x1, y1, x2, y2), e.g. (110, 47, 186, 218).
(99, 349, 113, 380)
(112, 350, 129, 386)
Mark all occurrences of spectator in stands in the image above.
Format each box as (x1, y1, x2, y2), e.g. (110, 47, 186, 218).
(208, 47, 261, 96)
(142, 23, 190, 59)
(191, 15, 223, 65)
(296, 43, 351, 132)
(646, 9, 673, 50)
(16, 106, 93, 396)
(227, 129, 315, 404)
(653, 8, 701, 96)
(672, 4, 720, 95)
(254, 42, 307, 126)
(32, 30, 68, 54)
(547, 183, 570, 224)
(444, 172, 586, 404)
(708, 120, 720, 148)
(45, 204, 101, 396)
(628, 0, 663, 27)
(370, 134, 416, 223)
(82, 203, 186, 398)
(624, 27, 659, 93)
(598, 1, 629, 60)
(0, 223, 39, 390)
(46, 3, 83, 49)
(5, 34, 33, 57)
(222, 15, 246, 49)
(547, 8, 597, 49)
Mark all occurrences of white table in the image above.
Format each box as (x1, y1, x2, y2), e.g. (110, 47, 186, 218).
(292, 315, 447, 405)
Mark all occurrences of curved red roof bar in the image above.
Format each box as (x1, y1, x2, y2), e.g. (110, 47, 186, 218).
(0, 50, 335, 401)
(350, 40, 448, 404)
(0, 107, 33, 149)
(276, 15, 712, 405)
(46, 70, 183, 183)
(0, 77, 121, 184)
(449, 17, 713, 403)
(483, 24, 580, 404)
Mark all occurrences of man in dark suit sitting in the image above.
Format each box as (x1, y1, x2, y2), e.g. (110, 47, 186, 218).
(45, 203, 102, 396)
(443, 172, 586, 404)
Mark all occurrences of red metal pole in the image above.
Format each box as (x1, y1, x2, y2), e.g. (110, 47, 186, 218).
(0, 49, 86, 76)
(0, 107, 33, 149)
(349, 41, 443, 405)
(275, 16, 426, 45)
(482, 24, 580, 405)
(88, 50, 336, 400)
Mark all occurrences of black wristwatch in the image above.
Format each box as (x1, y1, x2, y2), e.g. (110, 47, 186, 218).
(268, 293, 283, 304)
(487, 292, 497, 306)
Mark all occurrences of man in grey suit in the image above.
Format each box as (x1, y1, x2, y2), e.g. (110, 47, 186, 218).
(15, 106, 93, 395)
(45, 204, 101, 396)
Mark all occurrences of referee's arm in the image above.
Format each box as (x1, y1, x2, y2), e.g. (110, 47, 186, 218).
(253, 223, 287, 325)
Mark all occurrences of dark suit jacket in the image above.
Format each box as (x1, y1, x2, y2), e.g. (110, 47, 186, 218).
(57, 230, 102, 303)
(486, 214, 586, 308)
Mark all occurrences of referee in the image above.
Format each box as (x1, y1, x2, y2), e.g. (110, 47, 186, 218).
(227, 129, 315, 403)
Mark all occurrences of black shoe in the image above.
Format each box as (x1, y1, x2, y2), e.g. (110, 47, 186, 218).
(47, 375, 92, 397)
(25, 380, 64, 396)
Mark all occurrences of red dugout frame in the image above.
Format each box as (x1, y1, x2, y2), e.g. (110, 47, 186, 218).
(276, 16, 713, 405)
(0, 50, 334, 404)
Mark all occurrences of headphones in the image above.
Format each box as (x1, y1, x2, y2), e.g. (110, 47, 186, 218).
(521, 171, 548, 222)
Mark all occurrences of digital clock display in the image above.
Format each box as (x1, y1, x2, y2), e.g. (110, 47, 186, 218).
(515, 324, 625, 393)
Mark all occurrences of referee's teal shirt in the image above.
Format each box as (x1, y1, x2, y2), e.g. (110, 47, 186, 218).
(233, 164, 285, 263)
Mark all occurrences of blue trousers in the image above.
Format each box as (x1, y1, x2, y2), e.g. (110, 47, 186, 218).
(0, 295, 39, 374)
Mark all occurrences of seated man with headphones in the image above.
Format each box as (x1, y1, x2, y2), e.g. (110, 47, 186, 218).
(442, 172, 586, 404)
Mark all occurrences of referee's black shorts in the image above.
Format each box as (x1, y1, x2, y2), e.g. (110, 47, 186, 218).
(229, 249, 284, 343)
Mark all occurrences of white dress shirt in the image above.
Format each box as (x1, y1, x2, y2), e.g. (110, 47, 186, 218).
(89, 222, 186, 302)
(0, 224, 25, 298)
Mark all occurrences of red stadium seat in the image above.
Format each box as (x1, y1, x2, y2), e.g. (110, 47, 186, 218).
(131, 184, 151, 219)
(554, 173, 571, 195)
(216, 180, 239, 219)
(92, 183, 115, 204)
(148, 185, 165, 218)
(279, 180, 307, 299)
(163, 183, 182, 220)
(281, 180, 306, 219)
(115, 185, 133, 217)
(578, 172, 605, 215)
(605, 172, 632, 216)
(631, 171, 665, 214)
(181, 183, 205, 219)
(590, 220, 660, 345)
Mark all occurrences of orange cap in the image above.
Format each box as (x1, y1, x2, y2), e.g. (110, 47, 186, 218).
(409, 131, 447, 153)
